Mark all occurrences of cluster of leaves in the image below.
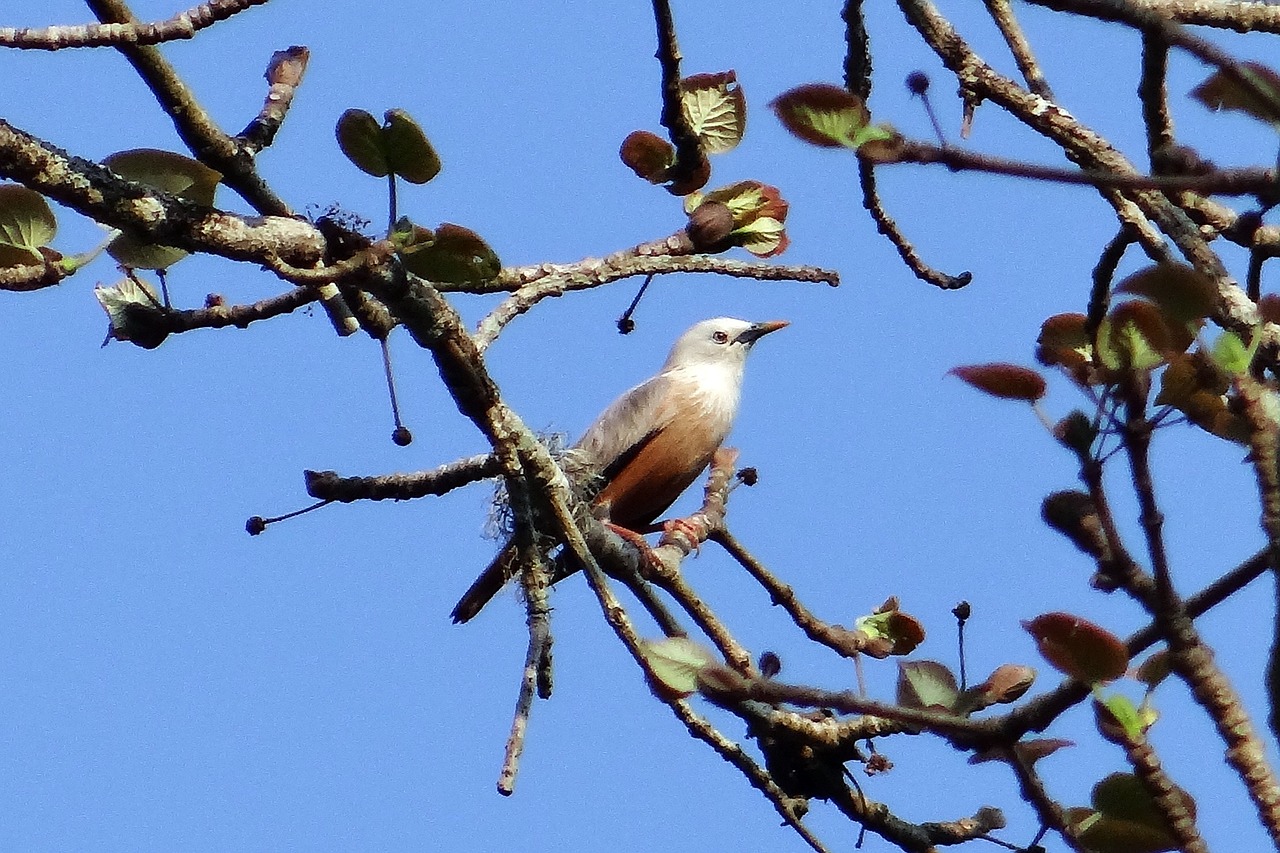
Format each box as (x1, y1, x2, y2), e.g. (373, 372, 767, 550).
(619, 70, 791, 258)
(0, 148, 228, 347)
(335, 108, 500, 284)
(619, 70, 746, 194)
(950, 263, 1268, 451)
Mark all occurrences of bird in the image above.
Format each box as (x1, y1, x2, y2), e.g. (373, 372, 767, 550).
(450, 316, 788, 623)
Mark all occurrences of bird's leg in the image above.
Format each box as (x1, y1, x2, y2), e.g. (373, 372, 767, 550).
(603, 522, 666, 580)
(659, 517, 704, 554)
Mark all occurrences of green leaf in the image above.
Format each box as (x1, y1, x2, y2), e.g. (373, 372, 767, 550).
(1211, 329, 1259, 377)
(640, 637, 717, 699)
(1023, 612, 1129, 684)
(94, 276, 168, 349)
(1190, 62, 1280, 129)
(102, 149, 221, 270)
(0, 184, 56, 266)
(397, 222, 501, 283)
(680, 71, 746, 155)
(855, 597, 925, 657)
(382, 109, 442, 184)
(337, 109, 442, 184)
(102, 149, 221, 205)
(896, 660, 959, 711)
(1094, 691, 1147, 743)
(771, 83, 870, 149)
(336, 109, 390, 177)
(1097, 301, 1171, 373)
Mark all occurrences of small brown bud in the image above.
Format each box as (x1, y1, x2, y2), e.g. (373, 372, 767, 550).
(685, 201, 735, 252)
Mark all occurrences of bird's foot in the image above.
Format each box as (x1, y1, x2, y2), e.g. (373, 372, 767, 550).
(660, 517, 704, 554)
(603, 522, 665, 579)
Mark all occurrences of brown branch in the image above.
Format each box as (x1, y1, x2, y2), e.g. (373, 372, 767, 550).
(842, 0, 873, 102)
(981, 0, 1054, 98)
(1004, 748, 1085, 851)
(85, 0, 292, 217)
(1113, 725, 1208, 853)
(1120, 382, 1280, 844)
(895, 0, 1265, 348)
(711, 527, 877, 660)
(1235, 376, 1280, 743)
(1121, 0, 1280, 32)
(237, 45, 309, 154)
(1001, 546, 1271, 739)
(641, 449, 755, 675)
(1139, 33, 1175, 161)
(0, 256, 74, 291)
(0, 118, 323, 265)
(472, 246, 838, 350)
(498, 541, 553, 796)
(858, 158, 972, 290)
(886, 138, 1280, 197)
(0, 0, 268, 49)
(305, 454, 503, 503)
(649, 0, 704, 190)
(1088, 226, 1137, 340)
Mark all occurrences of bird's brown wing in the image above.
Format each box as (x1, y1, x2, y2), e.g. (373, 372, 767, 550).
(573, 374, 678, 473)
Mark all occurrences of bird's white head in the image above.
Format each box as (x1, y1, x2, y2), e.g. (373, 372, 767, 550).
(661, 317, 789, 372)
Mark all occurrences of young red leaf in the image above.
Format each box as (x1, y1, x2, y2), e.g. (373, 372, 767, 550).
(1114, 263, 1217, 327)
(1023, 612, 1129, 684)
(619, 130, 676, 183)
(855, 597, 925, 657)
(771, 83, 870, 148)
(950, 363, 1047, 402)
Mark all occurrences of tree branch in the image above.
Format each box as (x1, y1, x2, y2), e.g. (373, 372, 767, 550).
(0, 0, 269, 50)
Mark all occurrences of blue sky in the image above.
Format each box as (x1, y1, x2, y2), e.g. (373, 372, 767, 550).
(2, 1, 1278, 850)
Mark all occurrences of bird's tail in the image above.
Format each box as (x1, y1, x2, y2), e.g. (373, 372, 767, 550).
(450, 542, 518, 623)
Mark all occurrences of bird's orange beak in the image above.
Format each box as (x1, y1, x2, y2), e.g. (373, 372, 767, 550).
(736, 319, 789, 345)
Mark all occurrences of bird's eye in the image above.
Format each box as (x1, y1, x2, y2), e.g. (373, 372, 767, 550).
(712, 330, 730, 344)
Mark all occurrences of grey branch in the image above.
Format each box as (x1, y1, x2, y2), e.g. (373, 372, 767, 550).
(0, 0, 270, 50)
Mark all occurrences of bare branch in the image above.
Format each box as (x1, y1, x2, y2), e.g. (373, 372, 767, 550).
(649, 0, 705, 190)
(981, 0, 1054, 98)
(0, 0, 269, 50)
(305, 454, 503, 503)
(858, 159, 972, 289)
(238, 46, 310, 154)
(0, 118, 323, 265)
(473, 247, 838, 350)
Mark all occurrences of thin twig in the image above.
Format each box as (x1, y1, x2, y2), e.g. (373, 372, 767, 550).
(237, 46, 309, 154)
(1138, 33, 1175, 161)
(473, 247, 838, 350)
(842, 0, 873, 102)
(858, 158, 972, 289)
(888, 138, 1279, 196)
(85, 0, 291, 217)
(0, 0, 268, 49)
(649, 0, 704, 189)
(304, 454, 503, 502)
(712, 527, 877, 660)
(981, 0, 1054, 98)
